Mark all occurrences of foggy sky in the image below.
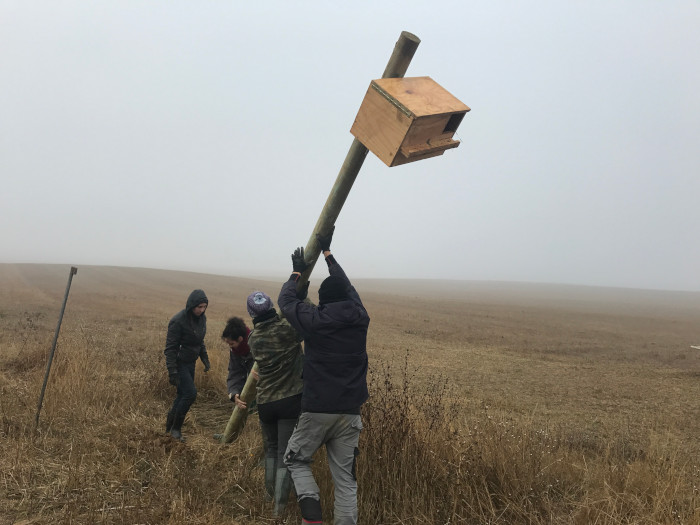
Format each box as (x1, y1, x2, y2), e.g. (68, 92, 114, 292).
(2, 1, 699, 291)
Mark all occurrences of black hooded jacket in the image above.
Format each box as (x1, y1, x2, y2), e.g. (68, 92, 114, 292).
(164, 289, 209, 372)
(278, 256, 369, 413)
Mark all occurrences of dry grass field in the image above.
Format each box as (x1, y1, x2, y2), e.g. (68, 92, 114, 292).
(1, 263, 699, 524)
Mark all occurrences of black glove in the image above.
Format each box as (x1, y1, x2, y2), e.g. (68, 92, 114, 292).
(169, 371, 180, 388)
(316, 226, 335, 252)
(296, 280, 310, 300)
(292, 247, 308, 273)
(202, 357, 211, 373)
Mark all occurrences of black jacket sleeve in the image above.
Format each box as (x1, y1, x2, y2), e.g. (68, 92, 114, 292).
(198, 316, 208, 364)
(326, 255, 364, 307)
(164, 316, 181, 372)
(226, 354, 250, 397)
(279, 275, 322, 336)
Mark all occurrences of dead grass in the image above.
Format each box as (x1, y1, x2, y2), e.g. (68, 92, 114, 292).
(0, 264, 699, 524)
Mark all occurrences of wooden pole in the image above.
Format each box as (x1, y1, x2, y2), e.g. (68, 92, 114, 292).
(220, 362, 258, 443)
(219, 31, 421, 444)
(34, 266, 78, 431)
(298, 31, 421, 286)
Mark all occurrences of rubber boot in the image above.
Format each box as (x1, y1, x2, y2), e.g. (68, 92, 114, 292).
(170, 414, 186, 442)
(299, 496, 323, 524)
(264, 458, 277, 501)
(273, 467, 293, 516)
(165, 410, 175, 434)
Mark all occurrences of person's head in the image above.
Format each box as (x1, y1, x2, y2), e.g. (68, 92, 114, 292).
(246, 291, 273, 318)
(192, 303, 207, 317)
(186, 289, 208, 317)
(318, 275, 349, 305)
(222, 316, 248, 349)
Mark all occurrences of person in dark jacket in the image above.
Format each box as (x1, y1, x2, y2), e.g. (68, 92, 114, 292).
(277, 228, 369, 525)
(246, 290, 305, 516)
(221, 316, 256, 406)
(164, 289, 211, 442)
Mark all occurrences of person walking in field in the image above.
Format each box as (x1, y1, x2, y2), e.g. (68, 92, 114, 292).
(246, 290, 305, 516)
(164, 289, 211, 442)
(278, 228, 369, 525)
(220, 316, 256, 409)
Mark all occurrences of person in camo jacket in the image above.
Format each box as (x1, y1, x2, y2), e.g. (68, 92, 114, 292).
(164, 289, 211, 442)
(278, 228, 369, 525)
(246, 289, 306, 516)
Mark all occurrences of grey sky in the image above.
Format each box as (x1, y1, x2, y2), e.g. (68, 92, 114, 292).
(1, 1, 699, 291)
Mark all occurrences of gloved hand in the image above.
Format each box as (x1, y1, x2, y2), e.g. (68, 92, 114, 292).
(168, 371, 180, 388)
(296, 280, 310, 300)
(202, 357, 211, 373)
(292, 247, 308, 273)
(316, 226, 335, 252)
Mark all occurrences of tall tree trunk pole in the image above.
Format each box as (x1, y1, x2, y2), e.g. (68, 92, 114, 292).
(220, 31, 420, 444)
(298, 31, 421, 284)
(34, 266, 78, 431)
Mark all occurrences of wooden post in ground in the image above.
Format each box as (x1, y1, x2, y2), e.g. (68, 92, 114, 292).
(219, 31, 420, 444)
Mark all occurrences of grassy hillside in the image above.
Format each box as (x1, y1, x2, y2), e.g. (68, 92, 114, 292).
(1, 264, 699, 524)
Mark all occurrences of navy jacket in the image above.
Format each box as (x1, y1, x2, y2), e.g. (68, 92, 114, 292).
(278, 256, 369, 413)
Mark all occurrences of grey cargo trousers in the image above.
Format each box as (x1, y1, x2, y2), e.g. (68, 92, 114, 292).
(284, 412, 363, 525)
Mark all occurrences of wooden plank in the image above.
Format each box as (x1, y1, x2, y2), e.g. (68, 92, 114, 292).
(391, 147, 451, 167)
(350, 82, 412, 166)
(400, 137, 460, 159)
(373, 76, 469, 118)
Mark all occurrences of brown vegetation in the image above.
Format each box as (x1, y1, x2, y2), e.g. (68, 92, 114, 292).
(0, 264, 699, 524)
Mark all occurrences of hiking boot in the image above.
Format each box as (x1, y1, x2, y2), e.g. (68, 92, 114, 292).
(299, 496, 322, 524)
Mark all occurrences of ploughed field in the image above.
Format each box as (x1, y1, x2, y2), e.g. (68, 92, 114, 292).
(1, 264, 699, 524)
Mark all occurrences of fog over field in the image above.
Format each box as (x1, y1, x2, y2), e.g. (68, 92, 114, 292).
(1, 2, 699, 292)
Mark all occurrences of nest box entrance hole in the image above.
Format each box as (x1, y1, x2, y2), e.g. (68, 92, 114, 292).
(443, 112, 465, 134)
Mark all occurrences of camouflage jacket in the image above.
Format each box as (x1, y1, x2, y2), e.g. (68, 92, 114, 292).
(248, 309, 304, 405)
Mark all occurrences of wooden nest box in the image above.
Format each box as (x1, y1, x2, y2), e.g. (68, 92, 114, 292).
(351, 76, 470, 167)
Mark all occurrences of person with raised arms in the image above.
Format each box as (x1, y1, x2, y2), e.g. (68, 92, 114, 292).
(277, 228, 370, 525)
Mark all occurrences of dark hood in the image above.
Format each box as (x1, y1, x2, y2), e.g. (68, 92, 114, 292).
(186, 289, 208, 313)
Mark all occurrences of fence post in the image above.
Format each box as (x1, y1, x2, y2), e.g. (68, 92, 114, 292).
(34, 266, 78, 431)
